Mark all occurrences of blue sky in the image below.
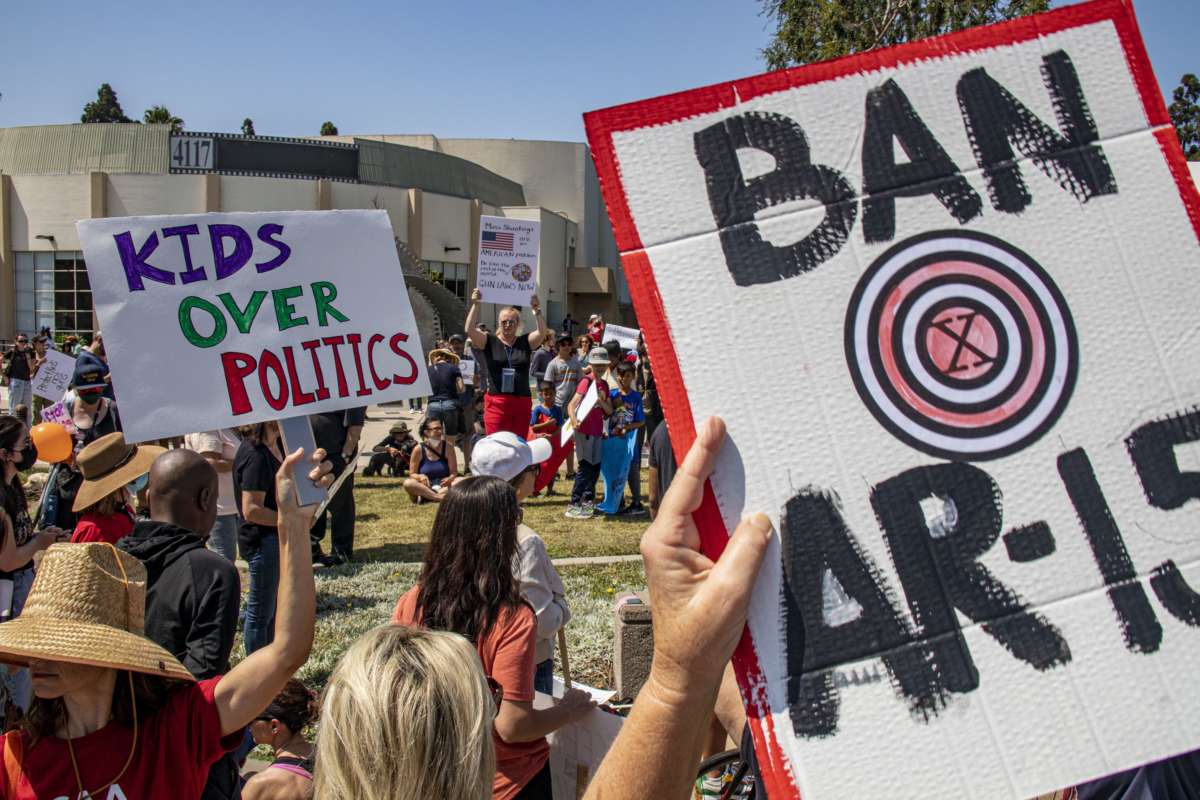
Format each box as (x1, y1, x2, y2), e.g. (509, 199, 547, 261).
(0, 0, 1192, 143)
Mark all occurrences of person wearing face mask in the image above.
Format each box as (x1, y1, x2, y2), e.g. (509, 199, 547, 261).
(464, 289, 551, 437)
(67, 361, 122, 452)
(0, 415, 68, 713)
(403, 417, 458, 504)
(68, 433, 161, 546)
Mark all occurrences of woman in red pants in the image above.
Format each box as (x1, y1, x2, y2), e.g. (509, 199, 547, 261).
(465, 288, 551, 437)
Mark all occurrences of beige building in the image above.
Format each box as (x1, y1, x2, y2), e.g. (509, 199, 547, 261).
(0, 123, 632, 348)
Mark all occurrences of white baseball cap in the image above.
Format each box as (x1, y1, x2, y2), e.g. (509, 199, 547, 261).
(470, 431, 553, 482)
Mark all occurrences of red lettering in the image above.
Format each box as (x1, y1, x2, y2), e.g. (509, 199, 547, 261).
(321, 336, 350, 398)
(366, 334, 391, 390)
(389, 333, 419, 385)
(282, 345, 316, 406)
(220, 351, 257, 415)
(346, 333, 373, 397)
(258, 350, 289, 411)
(301, 339, 331, 401)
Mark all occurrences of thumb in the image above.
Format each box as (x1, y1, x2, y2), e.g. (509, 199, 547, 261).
(702, 513, 773, 613)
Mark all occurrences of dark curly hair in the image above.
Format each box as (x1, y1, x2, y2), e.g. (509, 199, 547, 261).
(259, 677, 319, 734)
(416, 476, 523, 642)
(22, 671, 179, 743)
(0, 416, 28, 528)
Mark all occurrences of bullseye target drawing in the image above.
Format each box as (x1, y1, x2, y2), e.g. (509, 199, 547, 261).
(845, 230, 1078, 461)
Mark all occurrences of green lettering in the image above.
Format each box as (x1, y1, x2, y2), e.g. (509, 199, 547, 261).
(272, 285, 309, 331)
(312, 281, 349, 326)
(218, 290, 267, 334)
(178, 296, 227, 348)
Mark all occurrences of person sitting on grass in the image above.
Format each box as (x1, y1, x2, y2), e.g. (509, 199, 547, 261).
(402, 418, 457, 504)
(69, 433, 161, 545)
(0, 446, 333, 800)
(362, 421, 417, 478)
(471, 432, 570, 696)
(314, 625, 496, 800)
(595, 362, 644, 518)
(528, 381, 563, 496)
(393, 476, 596, 800)
(243, 678, 318, 800)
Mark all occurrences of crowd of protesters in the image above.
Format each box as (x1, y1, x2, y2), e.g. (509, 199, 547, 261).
(0, 312, 1187, 800)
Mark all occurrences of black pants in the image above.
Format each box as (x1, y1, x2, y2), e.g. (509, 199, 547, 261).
(514, 762, 553, 800)
(310, 473, 355, 555)
(627, 427, 645, 504)
(571, 460, 601, 505)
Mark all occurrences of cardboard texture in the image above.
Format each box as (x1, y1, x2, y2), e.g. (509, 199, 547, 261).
(76, 210, 431, 443)
(583, 1, 1200, 798)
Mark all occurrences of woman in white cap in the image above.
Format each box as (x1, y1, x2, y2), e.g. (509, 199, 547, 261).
(470, 431, 571, 695)
(0, 446, 331, 800)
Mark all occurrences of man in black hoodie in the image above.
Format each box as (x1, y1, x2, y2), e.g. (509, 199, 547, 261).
(120, 448, 243, 799)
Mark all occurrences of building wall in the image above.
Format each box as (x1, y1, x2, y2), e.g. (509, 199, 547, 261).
(419, 192, 472, 264)
(330, 182, 409, 243)
(220, 176, 318, 212)
(108, 174, 205, 218)
(9, 174, 91, 251)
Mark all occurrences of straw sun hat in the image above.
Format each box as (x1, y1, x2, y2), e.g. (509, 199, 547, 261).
(0, 543, 193, 680)
(71, 432, 165, 512)
(429, 348, 460, 364)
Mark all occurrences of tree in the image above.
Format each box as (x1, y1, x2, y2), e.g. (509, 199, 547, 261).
(81, 83, 132, 123)
(320, 121, 338, 136)
(1169, 74, 1200, 161)
(242, 118, 256, 136)
(761, 0, 1049, 70)
(143, 105, 184, 134)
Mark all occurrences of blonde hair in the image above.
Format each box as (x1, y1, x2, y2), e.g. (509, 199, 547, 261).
(314, 625, 496, 800)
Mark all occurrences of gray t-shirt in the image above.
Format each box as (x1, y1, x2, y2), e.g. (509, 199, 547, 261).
(544, 355, 582, 407)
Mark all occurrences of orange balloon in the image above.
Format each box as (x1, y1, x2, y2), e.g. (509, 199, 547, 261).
(29, 423, 73, 464)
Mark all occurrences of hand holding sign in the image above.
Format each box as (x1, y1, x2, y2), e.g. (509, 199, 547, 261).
(476, 215, 540, 306)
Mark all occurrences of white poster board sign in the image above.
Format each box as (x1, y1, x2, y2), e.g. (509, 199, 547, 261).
(30, 349, 76, 402)
(476, 215, 540, 307)
(603, 324, 640, 352)
(460, 358, 476, 385)
(560, 377, 599, 446)
(584, 2, 1200, 798)
(77, 210, 431, 443)
(535, 680, 623, 800)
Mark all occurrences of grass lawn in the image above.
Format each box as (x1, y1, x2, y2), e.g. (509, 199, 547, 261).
(351, 470, 651, 561)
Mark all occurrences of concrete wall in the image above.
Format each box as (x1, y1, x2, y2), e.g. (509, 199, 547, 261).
(9, 174, 91, 251)
(330, 182, 409, 243)
(220, 176, 318, 212)
(419, 192, 471, 264)
(108, 174, 205, 218)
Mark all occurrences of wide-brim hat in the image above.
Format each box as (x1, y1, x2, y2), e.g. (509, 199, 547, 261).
(430, 348, 461, 364)
(0, 543, 193, 681)
(72, 432, 165, 512)
(389, 421, 411, 435)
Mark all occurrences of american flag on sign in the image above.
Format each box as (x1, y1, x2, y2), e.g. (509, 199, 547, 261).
(482, 231, 514, 252)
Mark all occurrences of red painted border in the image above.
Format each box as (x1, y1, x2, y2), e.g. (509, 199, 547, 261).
(585, 1, 1200, 797)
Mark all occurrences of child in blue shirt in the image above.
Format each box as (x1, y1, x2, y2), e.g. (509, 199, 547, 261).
(597, 362, 644, 515)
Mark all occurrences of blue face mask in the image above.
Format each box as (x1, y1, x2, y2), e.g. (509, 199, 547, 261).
(127, 473, 149, 494)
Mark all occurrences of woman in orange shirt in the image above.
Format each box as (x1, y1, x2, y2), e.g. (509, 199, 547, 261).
(393, 476, 595, 800)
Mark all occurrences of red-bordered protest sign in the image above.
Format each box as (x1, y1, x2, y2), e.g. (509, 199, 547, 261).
(586, 1, 1200, 797)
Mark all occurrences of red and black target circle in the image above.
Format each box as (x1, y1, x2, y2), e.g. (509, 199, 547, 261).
(845, 230, 1078, 461)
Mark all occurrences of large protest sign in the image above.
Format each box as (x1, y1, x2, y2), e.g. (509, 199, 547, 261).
(476, 215, 540, 306)
(77, 210, 430, 443)
(30, 349, 76, 402)
(603, 324, 639, 352)
(585, 1, 1200, 797)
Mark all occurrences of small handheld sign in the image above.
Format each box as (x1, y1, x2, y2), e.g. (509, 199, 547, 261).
(476, 215, 540, 307)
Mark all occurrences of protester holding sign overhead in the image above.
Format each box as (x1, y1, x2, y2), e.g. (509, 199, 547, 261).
(465, 288, 551, 437)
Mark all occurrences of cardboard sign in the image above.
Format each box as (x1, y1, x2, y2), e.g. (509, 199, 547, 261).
(30, 349, 75, 402)
(535, 680, 623, 800)
(39, 401, 74, 433)
(460, 358, 476, 385)
(77, 210, 431, 443)
(603, 324, 640, 352)
(584, 2, 1200, 798)
(561, 377, 599, 446)
(476, 215, 540, 306)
